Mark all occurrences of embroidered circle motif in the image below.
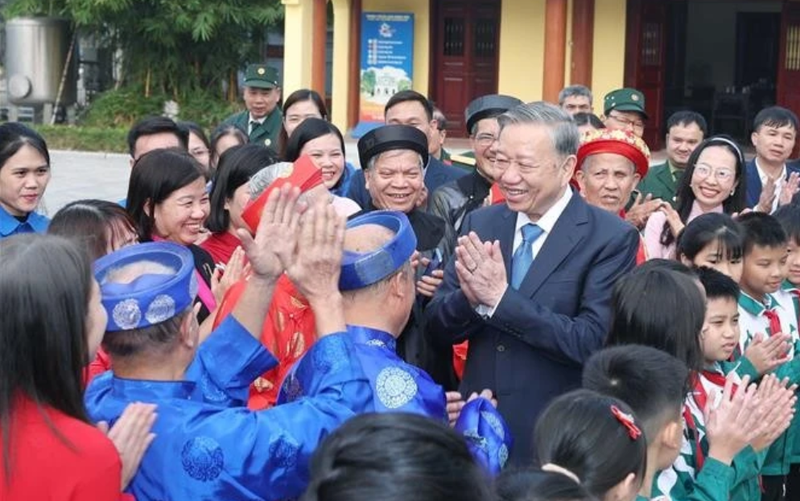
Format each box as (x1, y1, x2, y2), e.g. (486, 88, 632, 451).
(269, 439, 299, 468)
(181, 436, 224, 481)
(463, 430, 489, 452)
(498, 444, 509, 467)
(365, 339, 386, 348)
(480, 410, 505, 440)
(375, 367, 418, 409)
(145, 294, 176, 325)
(112, 299, 142, 330)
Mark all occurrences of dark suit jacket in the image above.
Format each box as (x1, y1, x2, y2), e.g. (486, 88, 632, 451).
(346, 156, 467, 208)
(745, 159, 800, 208)
(637, 161, 679, 207)
(424, 193, 639, 464)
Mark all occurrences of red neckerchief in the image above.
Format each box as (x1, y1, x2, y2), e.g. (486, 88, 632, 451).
(764, 308, 784, 336)
(683, 371, 738, 471)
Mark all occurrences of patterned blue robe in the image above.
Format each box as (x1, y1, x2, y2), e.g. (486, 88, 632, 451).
(85, 317, 370, 501)
(278, 324, 447, 421)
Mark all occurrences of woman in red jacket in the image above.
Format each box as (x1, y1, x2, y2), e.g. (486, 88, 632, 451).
(0, 234, 155, 500)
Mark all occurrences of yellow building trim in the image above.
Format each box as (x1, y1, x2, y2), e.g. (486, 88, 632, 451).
(591, 0, 626, 112)
(330, 0, 351, 131)
(564, 0, 574, 86)
(362, 0, 430, 96)
(282, 0, 315, 94)
(498, 0, 546, 102)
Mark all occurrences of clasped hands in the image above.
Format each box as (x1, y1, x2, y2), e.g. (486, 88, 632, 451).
(454, 232, 508, 308)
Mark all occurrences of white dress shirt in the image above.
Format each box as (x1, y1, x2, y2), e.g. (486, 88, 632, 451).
(476, 187, 574, 317)
(247, 114, 267, 135)
(755, 158, 786, 214)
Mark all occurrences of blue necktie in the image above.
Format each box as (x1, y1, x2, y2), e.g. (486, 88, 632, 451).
(511, 224, 544, 289)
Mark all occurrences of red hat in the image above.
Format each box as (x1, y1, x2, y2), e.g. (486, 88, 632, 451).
(241, 155, 324, 232)
(577, 129, 651, 179)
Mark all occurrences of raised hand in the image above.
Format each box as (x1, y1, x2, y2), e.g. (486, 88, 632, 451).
(750, 375, 797, 452)
(97, 402, 157, 490)
(743, 333, 791, 375)
(704, 375, 760, 465)
(756, 176, 777, 213)
(779, 172, 800, 207)
(417, 257, 444, 298)
(659, 203, 685, 238)
(236, 184, 304, 281)
(454, 232, 507, 308)
(210, 246, 249, 304)
(625, 193, 663, 229)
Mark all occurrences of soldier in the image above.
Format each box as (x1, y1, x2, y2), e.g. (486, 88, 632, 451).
(602, 88, 647, 139)
(222, 64, 283, 149)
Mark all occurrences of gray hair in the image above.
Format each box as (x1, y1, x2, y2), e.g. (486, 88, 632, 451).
(558, 85, 593, 105)
(498, 102, 580, 158)
(248, 162, 295, 200)
(365, 150, 424, 171)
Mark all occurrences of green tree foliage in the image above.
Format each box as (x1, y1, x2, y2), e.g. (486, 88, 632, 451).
(5, 0, 284, 101)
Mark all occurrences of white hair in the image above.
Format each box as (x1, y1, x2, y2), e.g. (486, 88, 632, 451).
(102, 260, 176, 285)
(366, 149, 424, 171)
(248, 162, 295, 200)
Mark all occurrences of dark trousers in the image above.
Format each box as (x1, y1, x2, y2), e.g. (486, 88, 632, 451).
(763, 475, 786, 501)
(786, 464, 800, 500)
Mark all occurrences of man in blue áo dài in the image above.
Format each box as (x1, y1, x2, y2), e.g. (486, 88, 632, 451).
(85, 185, 371, 501)
(278, 209, 514, 474)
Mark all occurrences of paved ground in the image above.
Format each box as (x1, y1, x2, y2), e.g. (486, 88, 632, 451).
(41, 140, 671, 216)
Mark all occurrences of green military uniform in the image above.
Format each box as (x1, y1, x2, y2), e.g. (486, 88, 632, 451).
(637, 161, 682, 208)
(448, 150, 476, 173)
(222, 64, 283, 149)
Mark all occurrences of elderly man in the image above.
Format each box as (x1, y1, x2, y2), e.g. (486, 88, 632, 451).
(357, 124, 458, 388)
(223, 64, 283, 148)
(85, 186, 371, 500)
(558, 84, 593, 116)
(602, 88, 647, 138)
(431, 94, 524, 240)
(425, 102, 639, 464)
(575, 129, 650, 216)
(347, 90, 467, 207)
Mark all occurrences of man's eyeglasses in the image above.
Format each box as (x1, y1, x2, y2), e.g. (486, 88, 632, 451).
(607, 113, 645, 131)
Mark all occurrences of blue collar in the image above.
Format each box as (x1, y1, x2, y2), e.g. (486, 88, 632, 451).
(0, 205, 48, 237)
(110, 376, 199, 401)
(346, 324, 397, 351)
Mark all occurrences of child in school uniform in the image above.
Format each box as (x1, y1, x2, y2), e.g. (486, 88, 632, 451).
(773, 204, 800, 499)
(738, 212, 800, 501)
(606, 263, 795, 500)
(584, 344, 761, 501)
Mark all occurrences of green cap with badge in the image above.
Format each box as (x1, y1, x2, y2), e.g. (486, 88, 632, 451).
(604, 88, 648, 119)
(243, 64, 280, 89)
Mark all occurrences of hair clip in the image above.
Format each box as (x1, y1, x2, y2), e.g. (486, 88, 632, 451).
(611, 405, 642, 440)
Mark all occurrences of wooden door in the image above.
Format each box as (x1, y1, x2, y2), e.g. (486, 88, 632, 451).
(625, 0, 668, 150)
(778, 0, 800, 134)
(432, 0, 501, 136)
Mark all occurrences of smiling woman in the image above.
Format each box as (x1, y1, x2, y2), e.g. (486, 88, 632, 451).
(0, 123, 52, 239)
(126, 148, 217, 323)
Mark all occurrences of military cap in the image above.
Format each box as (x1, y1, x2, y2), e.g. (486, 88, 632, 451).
(244, 64, 280, 89)
(465, 94, 524, 134)
(603, 88, 648, 118)
(357, 125, 429, 170)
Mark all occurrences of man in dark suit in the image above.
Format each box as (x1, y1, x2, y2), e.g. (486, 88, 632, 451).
(744, 106, 800, 212)
(348, 90, 466, 208)
(425, 102, 640, 465)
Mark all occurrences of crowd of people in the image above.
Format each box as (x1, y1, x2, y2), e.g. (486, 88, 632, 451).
(2, 62, 800, 501)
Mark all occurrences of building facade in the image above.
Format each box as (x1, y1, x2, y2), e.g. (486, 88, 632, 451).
(283, 0, 800, 149)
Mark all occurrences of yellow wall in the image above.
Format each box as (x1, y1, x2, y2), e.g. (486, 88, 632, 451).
(591, 0, 626, 111)
(497, 0, 546, 102)
(330, 0, 351, 130)
(281, 0, 314, 95)
(362, 0, 430, 95)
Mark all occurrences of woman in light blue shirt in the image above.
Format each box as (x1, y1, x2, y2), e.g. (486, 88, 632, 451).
(0, 123, 51, 238)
